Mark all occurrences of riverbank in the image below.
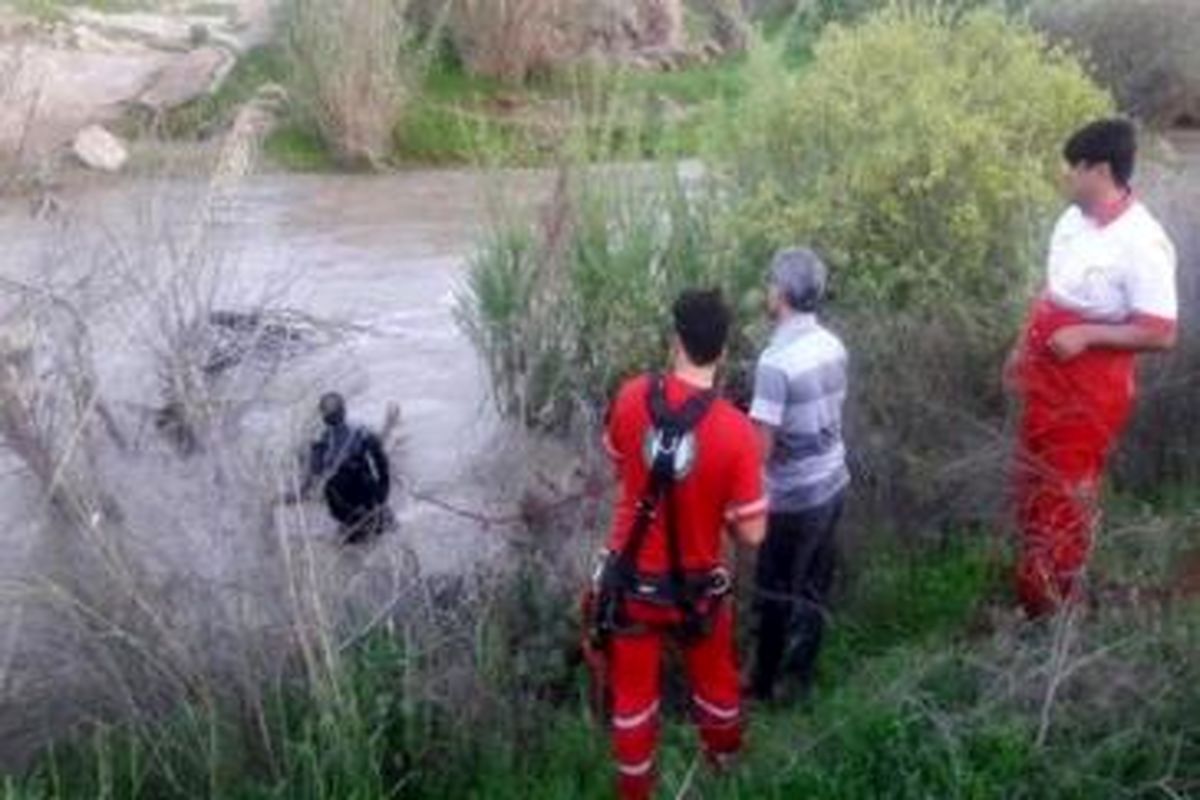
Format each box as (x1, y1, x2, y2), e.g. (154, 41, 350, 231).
(11, 505, 1200, 798)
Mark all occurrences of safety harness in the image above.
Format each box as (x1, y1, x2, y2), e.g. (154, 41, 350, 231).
(587, 374, 732, 653)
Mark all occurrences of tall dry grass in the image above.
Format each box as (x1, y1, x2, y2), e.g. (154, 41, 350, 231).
(449, 0, 584, 84)
(0, 44, 39, 196)
(1113, 145, 1200, 493)
(284, 0, 415, 169)
(1033, 0, 1200, 128)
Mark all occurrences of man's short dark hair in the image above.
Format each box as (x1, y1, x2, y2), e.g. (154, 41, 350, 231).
(672, 289, 731, 367)
(1063, 118, 1137, 187)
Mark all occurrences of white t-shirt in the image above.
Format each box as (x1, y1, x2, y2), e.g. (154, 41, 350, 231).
(1046, 201, 1178, 324)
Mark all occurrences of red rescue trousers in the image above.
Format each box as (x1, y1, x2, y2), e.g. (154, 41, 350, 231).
(1013, 298, 1135, 618)
(608, 599, 742, 800)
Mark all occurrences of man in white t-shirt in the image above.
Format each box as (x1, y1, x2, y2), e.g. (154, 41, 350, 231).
(1007, 118, 1178, 618)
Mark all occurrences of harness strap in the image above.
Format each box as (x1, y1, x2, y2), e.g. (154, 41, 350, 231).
(592, 374, 719, 645)
(622, 564, 732, 606)
(648, 373, 715, 438)
(323, 425, 364, 476)
(651, 374, 716, 642)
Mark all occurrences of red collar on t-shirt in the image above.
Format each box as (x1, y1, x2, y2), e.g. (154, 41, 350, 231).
(1086, 190, 1135, 227)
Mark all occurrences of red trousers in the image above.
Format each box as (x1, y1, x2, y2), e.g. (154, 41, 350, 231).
(1013, 299, 1134, 617)
(608, 600, 741, 800)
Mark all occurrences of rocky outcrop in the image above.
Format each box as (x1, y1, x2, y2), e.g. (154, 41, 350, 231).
(443, 0, 747, 84)
(583, 0, 748, 73)
(138, 45, 237, 112)
(0, 45, 169, 160)
(0, 1, 277, 162)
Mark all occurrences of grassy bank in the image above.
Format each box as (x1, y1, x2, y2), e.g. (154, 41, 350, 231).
(148, 45, 747, 172)
(9, 510, 1199, 798)
(394, 57, 746, 167)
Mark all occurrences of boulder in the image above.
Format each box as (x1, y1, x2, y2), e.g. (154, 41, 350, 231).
(0, 0, 278, 160)
(138, 45, 235, 111)
(71, 124, 128, 172)
(0, 45, 168, 158)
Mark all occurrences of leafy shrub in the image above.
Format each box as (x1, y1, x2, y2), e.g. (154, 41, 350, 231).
(759, 0, 1037, 60)
(458, 167, 759, 432)
(713, 7, 1111, 320)
(702, 8, 1111, 530)
(1033, 0, 1200, 129)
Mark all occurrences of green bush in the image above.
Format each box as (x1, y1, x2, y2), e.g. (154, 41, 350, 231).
(687, 9, 1115, 531)
(713, 7, 1112, 320)
(763, 0, 1038, 61)
(282, 0, 418, 169)
(461, 8, 1112, 536)
(458, 166, 763, 432)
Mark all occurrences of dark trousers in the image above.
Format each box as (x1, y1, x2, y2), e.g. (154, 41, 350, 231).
(324, 474, 389, 541)
(751, 492, 844, 699)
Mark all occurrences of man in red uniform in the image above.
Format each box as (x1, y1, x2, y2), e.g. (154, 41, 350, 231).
(594, 288, 767, 799)
(1008, 119, 1178, 618)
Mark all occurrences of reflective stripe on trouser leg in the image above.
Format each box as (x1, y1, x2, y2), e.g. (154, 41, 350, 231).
(609, 629, 662, 800)
(683, 603, 742, 758)
(616, 753, 655, 800)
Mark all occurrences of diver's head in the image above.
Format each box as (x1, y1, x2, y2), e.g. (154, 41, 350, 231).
(318, 392, 347, 427)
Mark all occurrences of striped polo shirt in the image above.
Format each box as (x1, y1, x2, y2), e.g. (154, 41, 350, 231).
(749, 314, 849, 513)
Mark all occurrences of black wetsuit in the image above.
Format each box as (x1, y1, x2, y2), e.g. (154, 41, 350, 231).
(308, 423, 391, 541)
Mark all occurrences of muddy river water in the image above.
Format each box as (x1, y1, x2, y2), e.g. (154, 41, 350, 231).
(0, 166, 563, 764)
(0, 168, 544, 567)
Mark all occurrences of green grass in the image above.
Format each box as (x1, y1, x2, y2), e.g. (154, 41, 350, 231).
(393, 58, 750, 167)
(10, 522, 1199, 799)
(10, 0, 156, 19)
(597, 59, 747, 107)
(394, 69, 532, 167)
(263, 124, 334, 172)
(48, 13, 751, 170)
(817, 536, 1003, 679)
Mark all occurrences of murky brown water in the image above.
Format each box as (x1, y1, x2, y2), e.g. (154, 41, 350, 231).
(0, 168, 556, 570)
(0, 167, 563, 764)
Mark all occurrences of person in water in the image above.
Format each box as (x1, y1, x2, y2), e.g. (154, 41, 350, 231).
(291, 392, 394, 543)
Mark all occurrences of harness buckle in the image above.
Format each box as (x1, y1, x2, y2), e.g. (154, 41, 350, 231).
(707, 566, 732, 598)
(590, 550, 610, 588)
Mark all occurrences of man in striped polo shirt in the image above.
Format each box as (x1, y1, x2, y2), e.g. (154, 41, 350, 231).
(748, 247, 850, 702)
